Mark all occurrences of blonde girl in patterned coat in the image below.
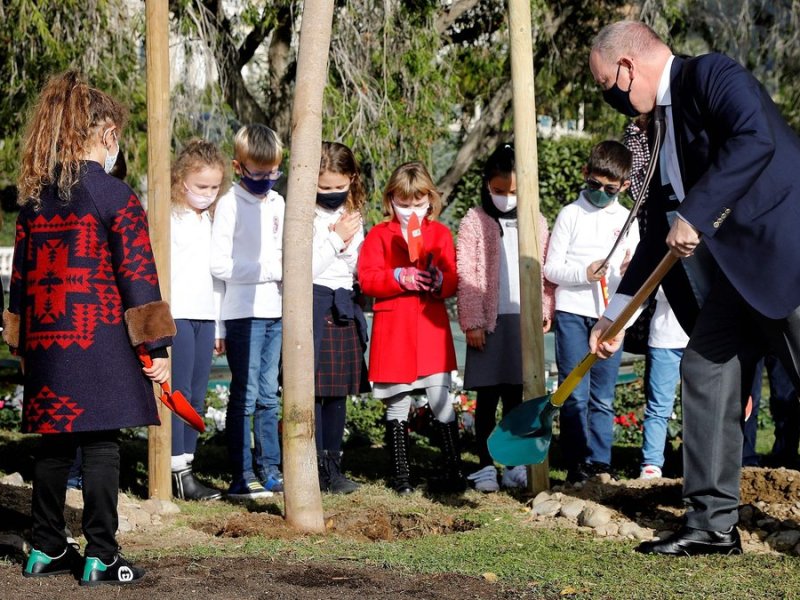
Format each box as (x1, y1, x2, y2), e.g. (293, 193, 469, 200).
(456, 144, 555, 492)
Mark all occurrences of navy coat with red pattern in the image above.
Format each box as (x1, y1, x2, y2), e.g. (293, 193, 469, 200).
(8, 162, 171, 433)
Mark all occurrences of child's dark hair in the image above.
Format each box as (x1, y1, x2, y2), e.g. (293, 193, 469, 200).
(320, 141, 366, 212)
(481, 143, 516, 231)
(587, 140, 632, 181)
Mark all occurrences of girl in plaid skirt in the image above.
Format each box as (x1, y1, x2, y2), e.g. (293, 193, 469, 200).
(312, 142, 370, 494)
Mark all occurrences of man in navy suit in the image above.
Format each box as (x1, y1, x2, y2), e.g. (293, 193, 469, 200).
(587, 20, 800, 556)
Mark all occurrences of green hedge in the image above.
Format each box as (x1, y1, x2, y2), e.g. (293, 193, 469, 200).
(443, 135, 599, 229)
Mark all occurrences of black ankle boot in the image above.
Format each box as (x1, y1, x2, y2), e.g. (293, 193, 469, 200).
(428, 420, 467, 494)
(317, 454, 331, 492)
(172, 468, 222, 501)
(322, 450, 360, 494)
(385, 419, 414, 494)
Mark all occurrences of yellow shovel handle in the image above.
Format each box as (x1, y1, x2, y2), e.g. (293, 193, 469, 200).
(551, 252, 679, 408)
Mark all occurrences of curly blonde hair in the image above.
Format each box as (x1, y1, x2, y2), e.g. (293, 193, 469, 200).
(170, 139, 229, 214)
(320, 141, 366, 213)
(18, 70, 128, 209)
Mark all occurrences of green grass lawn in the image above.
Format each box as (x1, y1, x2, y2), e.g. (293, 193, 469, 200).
(0, 212, 14, 247)
(1, 423, 798, 599)
(165, 494, 800, 600)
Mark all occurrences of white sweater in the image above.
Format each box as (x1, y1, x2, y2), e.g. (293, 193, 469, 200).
(312, 205, 364, 290)
(544, 192, 640, 319)
(210, 183, 284, 321)
(649, 287, 690, 349)
(170, 209, 217, 320)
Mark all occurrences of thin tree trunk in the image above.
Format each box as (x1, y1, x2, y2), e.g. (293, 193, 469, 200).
(508, 0, 549, 493)
(281, 0, 334, 533)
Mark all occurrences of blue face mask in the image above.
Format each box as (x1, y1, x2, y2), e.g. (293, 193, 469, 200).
(316, 190, 349, 210)
(602, 63, 640, 117)
(240, 175, 276, 196)
(586, 188, 617, 208)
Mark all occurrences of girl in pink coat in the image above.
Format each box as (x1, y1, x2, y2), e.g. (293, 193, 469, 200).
(359, 161, 462, 495)
(457, 144, 555, 492)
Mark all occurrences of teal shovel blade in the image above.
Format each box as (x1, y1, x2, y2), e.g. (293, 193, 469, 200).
(487, 394, 558, 466)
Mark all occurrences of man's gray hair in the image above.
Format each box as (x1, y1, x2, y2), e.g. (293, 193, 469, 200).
(592, 21, 664, 61)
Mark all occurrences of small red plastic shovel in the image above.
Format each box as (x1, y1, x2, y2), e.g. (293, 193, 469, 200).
(600, 275, 610, 307)
(138, 347, 205, 433)
(407, 212, 424, 263)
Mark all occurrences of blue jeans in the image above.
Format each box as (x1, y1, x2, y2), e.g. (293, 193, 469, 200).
(225, 317, 282, 483)
(642, 347, 683, 468)
(743, 355, 799, 467)
(555, 311, 623, 466)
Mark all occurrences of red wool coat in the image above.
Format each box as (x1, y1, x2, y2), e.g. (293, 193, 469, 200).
(358, 218, 457, 384)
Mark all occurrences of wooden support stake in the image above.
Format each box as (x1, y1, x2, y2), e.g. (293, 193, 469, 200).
(145, 0, 172, 500)
(507, 0, 550, 493)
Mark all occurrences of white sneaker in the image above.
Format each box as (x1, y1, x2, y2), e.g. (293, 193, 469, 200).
(466, 465, 499, 493)
(639, 465, 662, 480)
(501, 465, 528, 489)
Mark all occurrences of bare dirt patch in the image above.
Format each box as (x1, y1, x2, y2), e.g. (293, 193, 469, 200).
(3, 466, 800, 597)
(197, 507, 479, 542)
(0, 556, 551, 599)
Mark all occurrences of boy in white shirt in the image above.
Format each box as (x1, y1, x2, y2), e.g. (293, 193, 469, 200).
(544, 140, 639, 484)
(211, 124, 285, 499)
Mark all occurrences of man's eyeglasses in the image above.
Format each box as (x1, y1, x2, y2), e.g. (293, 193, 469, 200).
(240, 163, 283, 181)
(585, 178, 621, 195)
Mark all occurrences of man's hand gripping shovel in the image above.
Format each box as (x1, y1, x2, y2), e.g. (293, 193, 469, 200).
(138, 346, 205, 433)
(487, 252, 678, 466)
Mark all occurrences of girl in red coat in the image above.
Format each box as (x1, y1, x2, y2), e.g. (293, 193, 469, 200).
(358, 161, 463, 494)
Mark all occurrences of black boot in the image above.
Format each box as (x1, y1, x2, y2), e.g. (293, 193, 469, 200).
(172, 468, 222, 501)
(322, 450, 360, 494)
(428, 420, 467, 494)
(317, 454, 331, 492)
(385, 419, 414, 495)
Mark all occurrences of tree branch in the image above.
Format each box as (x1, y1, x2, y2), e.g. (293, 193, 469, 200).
(435, 0, 484, 34)
(438, 80, 513, 205)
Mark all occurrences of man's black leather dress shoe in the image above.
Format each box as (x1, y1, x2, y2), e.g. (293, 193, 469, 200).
(636, 525, 742, 556)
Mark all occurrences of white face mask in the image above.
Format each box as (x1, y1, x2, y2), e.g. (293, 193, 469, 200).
(102, 128, 119, 174)
(392, 202, 429, 228)
(490, 193, 517, 213)
(184, 183, 216, 210)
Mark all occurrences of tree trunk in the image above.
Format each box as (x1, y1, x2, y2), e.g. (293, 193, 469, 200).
(507, 0, 549, 493)
(281, 0, 334, 533)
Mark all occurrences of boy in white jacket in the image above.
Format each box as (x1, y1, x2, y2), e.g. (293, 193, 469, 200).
(544, 140, 639, 484)
(211, 124, 285, 500)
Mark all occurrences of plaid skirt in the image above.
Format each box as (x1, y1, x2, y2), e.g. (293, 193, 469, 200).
(315, 312, 370, 397)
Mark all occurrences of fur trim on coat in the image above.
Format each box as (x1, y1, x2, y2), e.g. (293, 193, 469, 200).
(2, 310, 19, 350)
(124, 300, 177, 347)
(456, 207, 555, 333)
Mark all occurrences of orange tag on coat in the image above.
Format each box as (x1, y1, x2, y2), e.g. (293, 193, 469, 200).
(407, 212, 424, 263)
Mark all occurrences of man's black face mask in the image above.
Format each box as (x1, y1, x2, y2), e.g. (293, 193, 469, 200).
(602, 63, 640, 117)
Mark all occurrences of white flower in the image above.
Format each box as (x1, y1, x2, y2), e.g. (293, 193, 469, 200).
(213, 384, 230, 405)
(205, 406, 227, 433)
(450, 370, 464, 392)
